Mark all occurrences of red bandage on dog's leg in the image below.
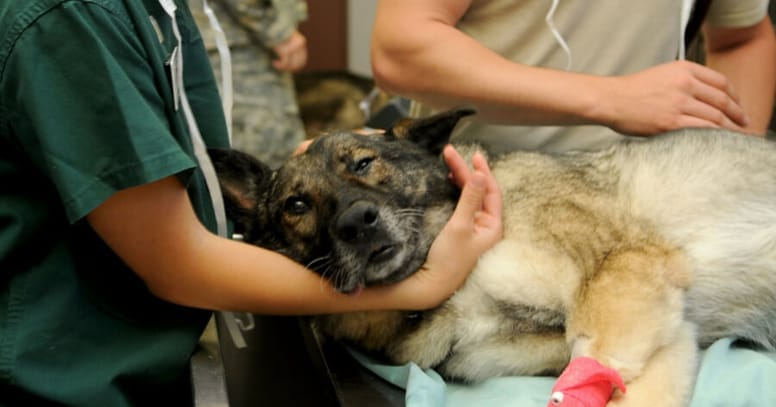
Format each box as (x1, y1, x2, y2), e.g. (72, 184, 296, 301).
(546, 357, 626, 407)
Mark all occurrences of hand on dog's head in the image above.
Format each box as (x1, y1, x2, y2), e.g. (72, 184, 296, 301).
(208, 107, 477, 292)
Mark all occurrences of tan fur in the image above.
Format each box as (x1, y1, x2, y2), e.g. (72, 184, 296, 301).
(212, 109, 776, 407)
(293, 70, 392, 138)
(315, 311, 407, 351)
(314, 129, 776, 406)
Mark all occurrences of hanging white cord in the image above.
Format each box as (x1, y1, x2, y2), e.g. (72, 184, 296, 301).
(678, 0, 694, 60)
(202, 0, 234, 143)
(546, 0, 572, 71)
(159, 0, 250, 349)
(159, 0, 228, 238)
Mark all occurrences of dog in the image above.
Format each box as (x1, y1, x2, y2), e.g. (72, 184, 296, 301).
(209, 108, 776, 407)
(293, 70, 392, 138)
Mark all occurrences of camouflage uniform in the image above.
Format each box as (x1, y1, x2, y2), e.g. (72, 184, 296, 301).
(191, 0, 308, 168)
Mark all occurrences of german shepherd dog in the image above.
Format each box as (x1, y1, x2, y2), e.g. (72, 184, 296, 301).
(209, 108, 776, 407)
(293, 70, 392, 138)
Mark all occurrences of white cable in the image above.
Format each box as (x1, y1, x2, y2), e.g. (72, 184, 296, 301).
(202, 0, 234, 144)
(678, 0, 694, 60)
(545, 0, 572, 71)
(159, 0, 228, 238)
(159, 0, 249, 350)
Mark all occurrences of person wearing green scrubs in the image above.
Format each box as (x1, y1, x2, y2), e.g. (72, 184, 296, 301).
(0, 1, 503, 405)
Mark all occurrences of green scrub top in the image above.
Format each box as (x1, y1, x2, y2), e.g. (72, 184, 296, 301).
(0, 0, 230, 405)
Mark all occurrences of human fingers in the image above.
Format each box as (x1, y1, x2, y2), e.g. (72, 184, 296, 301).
(687, 64, 750, 128)
(686, 62, 740, 101)
(271, 49, 291, 71)
(272, 32, 307, 72)
(680, 98, 746, 132)
(293, 139, 313, 156)
(444, 147, 502, 220)
(452, 171, 487, 222)
(397, 172, 486, 309)
(470, 152, 502, 220)
(443, 144, 471, 188)
(448, 167, 504, 259)
(272, 48, 304, 72)
(399, 156, 502, 310)
(353, 128, 385, 135)
(279, 46, 307, 72)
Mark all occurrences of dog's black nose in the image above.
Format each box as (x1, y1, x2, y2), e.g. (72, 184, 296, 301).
(335, 200, 379, 242)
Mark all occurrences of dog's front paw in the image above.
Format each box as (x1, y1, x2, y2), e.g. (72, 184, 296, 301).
(547, 357, 625, 407)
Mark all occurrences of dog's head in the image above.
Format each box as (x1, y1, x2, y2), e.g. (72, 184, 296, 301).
(210, 107, 476, 293)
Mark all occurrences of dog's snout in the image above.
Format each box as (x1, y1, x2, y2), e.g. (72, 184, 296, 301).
(335, 200, 379, 242)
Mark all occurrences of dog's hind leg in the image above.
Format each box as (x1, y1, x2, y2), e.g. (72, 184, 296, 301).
(564, 243, 695, 406)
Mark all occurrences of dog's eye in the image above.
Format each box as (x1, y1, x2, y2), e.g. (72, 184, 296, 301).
(283, 197, 310, 215)
(352, 157, 374, 175)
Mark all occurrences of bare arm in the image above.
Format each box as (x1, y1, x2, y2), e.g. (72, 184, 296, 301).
(703, 16, 776, 135)
(371, 0, 749, 136)
(86, 147, 501, 315)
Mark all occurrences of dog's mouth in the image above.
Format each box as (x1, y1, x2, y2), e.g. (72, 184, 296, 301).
(369, 244, 397, 263)
(331, 238, 423, 294)
(328, 204, 439, 294)
(364, 240, 425, 286)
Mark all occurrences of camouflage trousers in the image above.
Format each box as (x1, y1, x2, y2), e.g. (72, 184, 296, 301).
(208, 48, 306, 169)
(194, 1, 306, 169)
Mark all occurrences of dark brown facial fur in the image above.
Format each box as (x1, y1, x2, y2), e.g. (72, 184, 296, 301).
(210, 108, 476, 293)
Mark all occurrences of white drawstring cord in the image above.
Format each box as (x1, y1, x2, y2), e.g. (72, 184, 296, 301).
(545, 0, 572, 71)
(159, 0, 250, 349)
(158, 0, 228, 238)
(202, 0, 234, 143)
(198, 0, 254, 349)
(547, 0, 691, 65)
(678, 0, 694, 60)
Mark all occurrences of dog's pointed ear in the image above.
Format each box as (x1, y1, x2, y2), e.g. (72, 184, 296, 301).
(385, 106, 476, 154)
(207, 148, 272, 232)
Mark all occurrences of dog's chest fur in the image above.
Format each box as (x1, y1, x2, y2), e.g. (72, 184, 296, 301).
(317, 145, 650, 379)
(211, 109, 776, 394)
(316, 130, 776, 382)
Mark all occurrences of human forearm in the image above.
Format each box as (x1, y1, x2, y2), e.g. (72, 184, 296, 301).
(151, 231, 385, 314)
(704, 17, 776, 135)
(371, 0, 602, 126)
(87, 152, 501, 315)
(372, 0, 749, 136)
(86, 176, 422, 314)
(152, 220, 497, 315)
(372, 19, 744, 134)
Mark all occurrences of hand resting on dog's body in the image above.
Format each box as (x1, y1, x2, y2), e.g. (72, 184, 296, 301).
(211, 108, 776, 407)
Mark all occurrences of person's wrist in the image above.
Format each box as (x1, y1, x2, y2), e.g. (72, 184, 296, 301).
(578, 76, 617, 129)
(393, 260, 464, 311)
